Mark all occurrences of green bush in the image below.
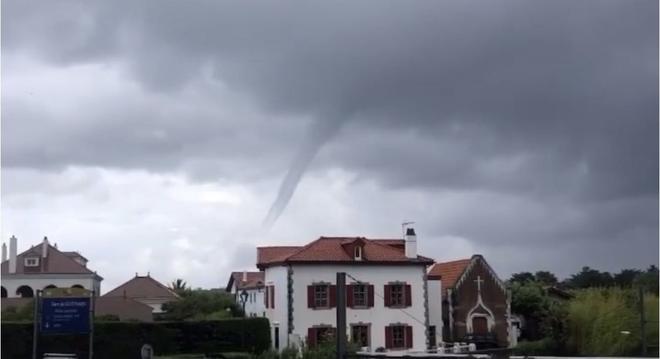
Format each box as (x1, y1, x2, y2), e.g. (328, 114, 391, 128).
(512, 338, 557, 356)
(2, 318, 271, 359)
(566, 288, 657, 356)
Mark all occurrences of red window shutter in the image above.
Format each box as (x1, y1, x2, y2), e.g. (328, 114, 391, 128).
(270, 286, 275, 309)
(385, 326, 393, 349)
(307, 328, 317, 347)
(384, 285, 391, 307)
(405, 284, 412, 307)
(264, 286, 269, 308)
(367, 285, 374, 307)
(329, 285, 337, 308)
(346, 285, 354, 308)
(307, 285, 315, 308)
(405, 326, 413, 348)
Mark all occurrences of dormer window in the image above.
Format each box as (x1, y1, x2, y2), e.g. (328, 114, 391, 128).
(354, 246, 362, 260)
(25, 257, 40, 267)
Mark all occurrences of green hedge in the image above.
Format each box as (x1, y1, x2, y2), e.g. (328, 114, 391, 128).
(2, 318, 270, 359)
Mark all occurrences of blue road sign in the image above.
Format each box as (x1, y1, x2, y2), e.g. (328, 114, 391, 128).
(41, 297, 90, 335)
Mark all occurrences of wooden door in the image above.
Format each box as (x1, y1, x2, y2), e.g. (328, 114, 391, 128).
(472, 316, 488, 334)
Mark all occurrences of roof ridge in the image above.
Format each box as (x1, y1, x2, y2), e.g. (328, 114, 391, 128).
(256, 245, 301, 249)
(46, 243, 94, 274)
(434, 258, 471, 265)
(365, 238, 409, 256)
(144, 275, 180, 298)
(284, 237, 327, 261)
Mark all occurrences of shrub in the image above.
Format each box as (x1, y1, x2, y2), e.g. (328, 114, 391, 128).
(2, 318, 270, 359)
(512, 338, 557, 356)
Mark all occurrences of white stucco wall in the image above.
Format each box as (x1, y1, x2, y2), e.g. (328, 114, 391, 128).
(427, 279, 443, 346)
(1, 274, 101, 298)
(231, 285, 265, 318)
(282, 264, 429, 353)
(264, 266, 289, 350)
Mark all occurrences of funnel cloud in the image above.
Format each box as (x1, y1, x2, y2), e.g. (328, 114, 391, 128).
(263, 116, 346, 228)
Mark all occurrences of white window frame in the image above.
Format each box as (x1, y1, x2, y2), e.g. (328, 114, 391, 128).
(354, 246, 362, 260)
(24, 257, 40, 267)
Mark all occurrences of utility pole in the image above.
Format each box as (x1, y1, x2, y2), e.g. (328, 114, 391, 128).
(639, 286, 647, 356)
(336, 272, 347, 359)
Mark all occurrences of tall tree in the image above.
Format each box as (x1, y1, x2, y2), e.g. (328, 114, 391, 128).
(566, 267, 614, 289)
(613, 269, 642, 288)
(635, 265, 659, 295)
(160, 288, 243, 321)
(169, 278, 189, 296)
(510, 272, 536, 284)
(535, 271, 558, 285)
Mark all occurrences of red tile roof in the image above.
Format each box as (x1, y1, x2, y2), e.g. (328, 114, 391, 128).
(427, 258, 472, 288)
(226, 271, 265, 291)
(257, 246, 301, 265)
(257, 237, 433, 269)
(103, 275, 179, 300)
(1, 242, 98, 277)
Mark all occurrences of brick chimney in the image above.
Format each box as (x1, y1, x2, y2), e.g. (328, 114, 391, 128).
(242, 270, 248, 282)
(1, 242, 6, 262)
(405, 227, 417, 259)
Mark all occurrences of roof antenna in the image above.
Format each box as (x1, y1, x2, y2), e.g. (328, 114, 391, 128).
(402, 221, 415, 237)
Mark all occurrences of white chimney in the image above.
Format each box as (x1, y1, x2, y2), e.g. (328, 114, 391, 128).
(242, 270, 248, 282)
(405, 227, 417, 259)
(9, 235, 17, 274)
(42, 236, 49, 258)
(2, 243, 6, 262)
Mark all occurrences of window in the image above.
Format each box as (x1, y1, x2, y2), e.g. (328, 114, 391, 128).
(314, 285, 329, 308)
(353, 284, 367, 307)
(386, 325, 412, 349)
(390, 284, 404, 306)
(24, 257, 39, 267)
(351, 325, 370, 347)
(392, 326, 405, 348)
(354, 246, 362, 260)
(316, 327, 334, 344)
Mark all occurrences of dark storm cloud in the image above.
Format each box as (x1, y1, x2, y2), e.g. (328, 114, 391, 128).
(4, 0, 657, 197)
(2, 0, 658, 271)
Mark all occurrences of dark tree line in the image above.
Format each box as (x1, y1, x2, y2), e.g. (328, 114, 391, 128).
(509, 265, 659, 294)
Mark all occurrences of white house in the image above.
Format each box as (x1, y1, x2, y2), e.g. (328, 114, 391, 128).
(1, 236, 103, 297)
(226, 271, 266, 317)
(256, 228, 436, 353)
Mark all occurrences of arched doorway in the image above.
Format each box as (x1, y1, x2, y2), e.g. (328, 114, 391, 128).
(16, 285, 34, 298)
(1, 286, 7, 298)
(44, 284, 57, 290)
(472, 316, 489, 335)
(71, 284, 84, 289)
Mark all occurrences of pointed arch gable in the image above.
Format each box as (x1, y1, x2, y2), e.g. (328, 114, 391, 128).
(454, 255, 506, 294)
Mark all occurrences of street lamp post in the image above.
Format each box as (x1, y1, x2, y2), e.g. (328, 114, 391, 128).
(239, 290, 249, 349)
(239, 289, 249, 317)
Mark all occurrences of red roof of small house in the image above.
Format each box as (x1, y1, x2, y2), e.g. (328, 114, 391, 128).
(103, 274, 179, 300)
(1, 241, 100, 278)
(257, 237, 433, 269)
(427, 258, 472, 288)
(226, 271, 265, 291)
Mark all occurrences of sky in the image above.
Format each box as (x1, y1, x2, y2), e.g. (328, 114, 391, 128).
(1, 0, 658, 292)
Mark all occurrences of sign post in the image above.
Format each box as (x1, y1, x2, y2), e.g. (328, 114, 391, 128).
(33, 288, 95, 359)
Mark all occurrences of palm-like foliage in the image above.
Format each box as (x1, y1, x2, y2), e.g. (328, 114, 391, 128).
(169, 278, 188, 294)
